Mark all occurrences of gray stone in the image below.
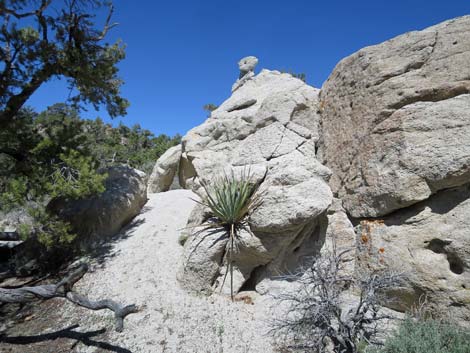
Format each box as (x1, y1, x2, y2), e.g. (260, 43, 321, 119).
(48, 166, 147, 243)
(178, 226, 228, 294)
(178, 69, 332, 295)
(356, 184, 470, 323)
(238, 56, 258, 78)
(148, 144, 182, 193)
(232, 56, 259, 92)
(320, 16, 470, 217)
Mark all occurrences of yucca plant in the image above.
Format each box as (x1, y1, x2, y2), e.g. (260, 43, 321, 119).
(194, 168, 262, 300)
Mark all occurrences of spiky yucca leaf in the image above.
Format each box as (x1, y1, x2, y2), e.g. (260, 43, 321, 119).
(194, 169, 262, 300)
(198, 169, 261, 226)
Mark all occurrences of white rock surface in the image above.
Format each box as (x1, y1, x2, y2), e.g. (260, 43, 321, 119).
(232, 55, 259, 92)
(148, 144, 182, 193)
(56, 190, 277, 353)
(179, 69, 333, 295)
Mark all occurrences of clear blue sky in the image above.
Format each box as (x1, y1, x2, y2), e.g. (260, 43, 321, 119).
(27, 0, 470, 137)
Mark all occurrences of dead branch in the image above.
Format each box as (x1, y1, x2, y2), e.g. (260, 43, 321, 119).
(91, 3, 118, 41)
(0, 263, 137, 332)
(0, 232, 19, 241)
(271, 246, 403, 353)
(0, 0, 52, 19)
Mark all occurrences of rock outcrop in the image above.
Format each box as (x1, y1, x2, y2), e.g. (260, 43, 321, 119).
(150, 16, 470, 321)
(356, 184, 470, 323)
(48, 166, 147, 243)
(177, 68, 333, 294)
(232, 55, 259, 92)
(320, 15, 470, 218)
(148, 144, 182, 193)
(318, 15, 470, 320)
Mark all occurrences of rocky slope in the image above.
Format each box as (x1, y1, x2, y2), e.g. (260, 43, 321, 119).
(177, 68, 333, 295)
(1, 190, 275, 353)
(3, 15, 469, 353)
(150, 16, 470, 322)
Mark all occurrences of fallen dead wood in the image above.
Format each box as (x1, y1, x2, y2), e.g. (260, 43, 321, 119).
(0, 263, 138, 332)
(0, 232, 19, 241)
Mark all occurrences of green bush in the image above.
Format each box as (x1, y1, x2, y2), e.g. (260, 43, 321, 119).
(280, 69, 307, 82)
(368, 318, 470, 353)
(1, 105, 181, 271)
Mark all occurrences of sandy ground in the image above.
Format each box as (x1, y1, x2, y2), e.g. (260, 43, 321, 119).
(1, 190, 277, 353)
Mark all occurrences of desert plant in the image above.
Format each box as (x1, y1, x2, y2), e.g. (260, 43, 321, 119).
(178, 232, 189, 246)
(367, 318, 470, 353)
(194, 169, 261, 300)
(280, 70, 307, 82)
(271, 244, 402, 353)
(203, 103, 219, 117)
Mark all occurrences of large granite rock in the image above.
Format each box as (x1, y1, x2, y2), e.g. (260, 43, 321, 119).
(48, 166, 147, 243)
(174, 18, 470, 321)
(148, 144, 182, 193)
(178, 67, 333, 295)
(320, 16, 470, 217)
(356, 184, 470, 323)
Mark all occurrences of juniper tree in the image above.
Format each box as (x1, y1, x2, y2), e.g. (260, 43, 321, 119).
(0, 0, 128, 132)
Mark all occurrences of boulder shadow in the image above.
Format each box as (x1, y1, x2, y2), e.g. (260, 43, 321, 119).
(86, 217, 147, 265)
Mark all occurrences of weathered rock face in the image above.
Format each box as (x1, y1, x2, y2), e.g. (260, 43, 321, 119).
(148, 144, 182, 193)
(356, 184, 470, 323)
(48, 166, 147, 243)
(178, 69, 333, 294)
(158, 17, 470, 320)
(320, 15, 470, 218)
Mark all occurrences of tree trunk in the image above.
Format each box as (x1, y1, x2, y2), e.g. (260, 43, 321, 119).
(0, 66, 53, 128)
(0, 232, 19, 241)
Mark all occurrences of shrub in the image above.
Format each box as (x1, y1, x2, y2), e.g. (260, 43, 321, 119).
(203, 103, 219, 117)
(280, 70, 307, 82)
(367, 318, 470, 353)
(195, 169, 261, 299)
(271, 244, 402, 353)
(178, 232, 189, 246)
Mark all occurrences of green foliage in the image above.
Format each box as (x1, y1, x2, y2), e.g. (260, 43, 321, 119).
(199, 171, 260, 226)
(17, 223, 32, 241)
(203, 103, 219, 117)
(368, 319, 470, 353)
(27, 206, 76, 250)
(0, 104, 179, 269)
(196, 169, 261, 299)
(48, 150, 107, 199)
(0, 0, 128, 125)
(0, 176, 28, 211)
(0, 104, 180, 201)
(280, 70, 307, 82)
(0, 1, 180, 271)
(178, 233, 189, 246)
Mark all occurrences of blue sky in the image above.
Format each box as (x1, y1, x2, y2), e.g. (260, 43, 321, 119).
(27, 0, 470, 136)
